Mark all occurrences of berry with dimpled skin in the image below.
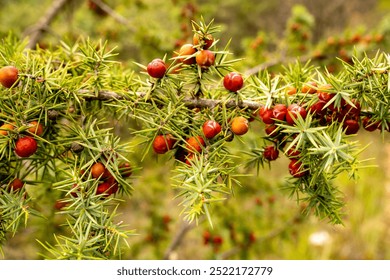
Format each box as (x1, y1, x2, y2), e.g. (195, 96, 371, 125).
(153, 134, 176, 154)
(0, 66, 18, 88)
(343, 119, 360, 135)
(288, 159, 308, 178)
(272, 104, 287, 121)
(15, 136, 38, 158)
(263, 145, 279, 161)
(230, 116, 249, 136)
(318, 91, 335, 103)
(341, 99, 361, 118)
(362, 116, 379, 132)
(202, 120, 221, 139)
(317, 84, 334, 102)
(193, 33, 214, 50)
(308, 100, 327, 117)
(286, 104, 307, 125)
(259, 107, 274, 125)
(147, 58, 167, 78)
(223, 72, 244, 92)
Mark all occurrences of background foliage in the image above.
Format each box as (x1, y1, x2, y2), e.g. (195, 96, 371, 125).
(1, 0, 390, 260)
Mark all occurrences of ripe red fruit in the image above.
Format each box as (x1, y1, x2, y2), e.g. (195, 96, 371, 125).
(223, 72, 244, 92)
(70, 184, 79, 198)
(87, 0, 107, 16)
(193, 33, 214, 50)
(248, 232, 256, 244)
(119, 162, 132, 178)
(202, 120, 221, 139)
(91, 162, 110, 179)
(185, 153, 196, 165)
(263, 145, 279, 161)
(96, 182, 113, 196)
(362, 116, 379, 132)
(153, 134, 176, 154)
(203, 230, 211, 245)
(162, 214, 171, 225)
(272, 104, 287, 121)
(178, 44, 196, 65)
(0, 66, 19, 88)
(288, 159, 308, 178)
(259, 107, 274, 125)
(212, 235, 223, 246)
(195, 50, 215, 68)
(290, 22, 301, 31)
(9, 178, 24, 192)
(106, 176, 119, 195)
(230, 116, 249, 136)
(317, 84, 334, 102)
(286, 146, 301, 158)
(317, 84, 336, 103)
(15, 136, 38, 157)
(147, 58, 167, 78)
(54, 200, 68, 210)
(27, 121, 44, 136)
(343, 119, 360, 135)
(286, 104, 307, 125)
(265, 124, 279, 137)
(186, 135, 205, 153)
(318, 92, 335, 103)
(268, 195, 276, 204)
(342, 99, 361, 118)
(308, 100, 327, 117)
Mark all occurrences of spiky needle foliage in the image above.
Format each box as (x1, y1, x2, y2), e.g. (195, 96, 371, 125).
(0, 19, 389, 258)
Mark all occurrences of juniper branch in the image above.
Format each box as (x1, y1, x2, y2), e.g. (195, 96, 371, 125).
(81, 89, 262, 110)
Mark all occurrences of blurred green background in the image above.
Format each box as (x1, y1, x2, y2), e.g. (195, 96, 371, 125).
(1, 0, 390, 260)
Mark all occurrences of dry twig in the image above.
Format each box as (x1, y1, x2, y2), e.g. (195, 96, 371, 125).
(163, 220, 198, 260)
(23, 0, 71, 49)
(90, 0, 132, 28)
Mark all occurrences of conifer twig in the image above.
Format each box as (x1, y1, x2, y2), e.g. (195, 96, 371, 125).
(90, 0, 132, 27)
(163, 220, 199, 260)
(23, 0, 72, 49)
(81, 89, 262, 110)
